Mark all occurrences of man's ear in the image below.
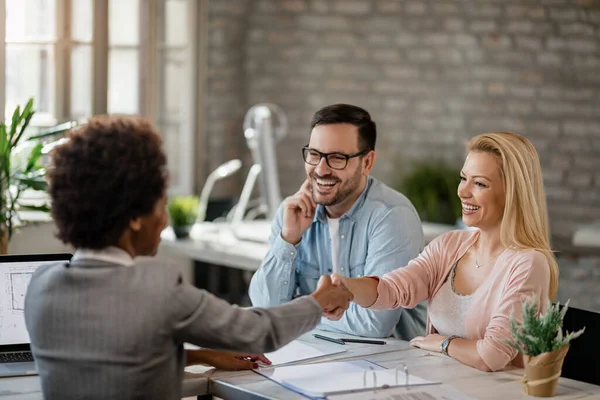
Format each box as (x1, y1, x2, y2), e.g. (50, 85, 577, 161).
(130, 218, 142, 232)
(363, 150, 376, 175)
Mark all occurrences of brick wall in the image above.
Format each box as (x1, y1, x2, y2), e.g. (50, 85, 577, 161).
(206, 0, 600, 240)
(204, 0, 251, 199)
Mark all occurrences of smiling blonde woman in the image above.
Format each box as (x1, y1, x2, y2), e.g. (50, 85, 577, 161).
(329, 131, 558, 372)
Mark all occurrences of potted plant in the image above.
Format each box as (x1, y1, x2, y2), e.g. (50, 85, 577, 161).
(396, 162, 462, 226)
(506, 297, 585, 397)
(167, 195, 200, 239)
(0, 98, 76, 254)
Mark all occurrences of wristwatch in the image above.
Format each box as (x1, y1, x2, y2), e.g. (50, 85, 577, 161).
(441, 335, 459, 356)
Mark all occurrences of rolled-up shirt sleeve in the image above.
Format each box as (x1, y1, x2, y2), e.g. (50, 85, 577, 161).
(368, 233, 446, 310)
(476, 251, 550, 371)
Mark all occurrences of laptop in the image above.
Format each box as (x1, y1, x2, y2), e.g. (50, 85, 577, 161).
(0, 253, 72, 377)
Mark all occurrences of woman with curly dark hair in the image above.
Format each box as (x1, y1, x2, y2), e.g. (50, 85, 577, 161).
(23, 115, 351, 400)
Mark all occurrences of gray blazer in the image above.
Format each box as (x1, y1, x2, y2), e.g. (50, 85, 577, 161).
(24, 258, 322, 400)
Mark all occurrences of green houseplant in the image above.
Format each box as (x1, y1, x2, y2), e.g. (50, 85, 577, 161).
(397, 162, 462, 225)
(506, 297, 585, 397)
(0, 98, 76, 254)
(167, 195, 200, 239)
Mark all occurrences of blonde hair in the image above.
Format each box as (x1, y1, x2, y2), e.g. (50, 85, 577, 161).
(467, 132, 558, 299)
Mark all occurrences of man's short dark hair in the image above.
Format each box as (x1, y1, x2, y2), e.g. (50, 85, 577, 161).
(310, 104, 377, 151)
(48, 115, 167, 249)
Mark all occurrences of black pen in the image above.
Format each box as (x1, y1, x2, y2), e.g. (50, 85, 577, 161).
(313, 333, 345, 345)
(340, 338, 386, 345)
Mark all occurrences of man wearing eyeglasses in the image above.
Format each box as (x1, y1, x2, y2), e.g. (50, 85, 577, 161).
(249, 104, 426, 340)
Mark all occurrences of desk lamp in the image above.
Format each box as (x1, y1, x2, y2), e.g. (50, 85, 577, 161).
(197, 159, 242, 223)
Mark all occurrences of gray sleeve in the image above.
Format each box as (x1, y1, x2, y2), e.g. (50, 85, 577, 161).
(171, 278, 322, 354)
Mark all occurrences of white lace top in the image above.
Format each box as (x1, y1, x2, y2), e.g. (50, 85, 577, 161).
(428, 263, 474, 337)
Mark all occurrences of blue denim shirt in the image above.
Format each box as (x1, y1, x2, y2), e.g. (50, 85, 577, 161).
(249, 176, 427, 339)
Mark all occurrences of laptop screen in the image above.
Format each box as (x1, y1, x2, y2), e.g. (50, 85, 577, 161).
(0, 258, 69, 346)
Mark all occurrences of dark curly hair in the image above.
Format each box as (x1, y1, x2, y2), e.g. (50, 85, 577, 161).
(48, 115, 168, 249)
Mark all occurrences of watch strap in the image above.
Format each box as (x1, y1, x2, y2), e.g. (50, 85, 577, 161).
(441, 335, 460, 356)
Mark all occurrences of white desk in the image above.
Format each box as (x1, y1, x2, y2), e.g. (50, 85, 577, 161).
(159, 220, 455, 273)
(3, 330, 599, 399)
(208, 330, 600, 400)
(160, 222, 269, 272)
(0, 373, 210, 399)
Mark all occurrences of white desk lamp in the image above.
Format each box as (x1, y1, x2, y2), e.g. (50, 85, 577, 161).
(197, 159, 242, 223)
(242, 103, 287, 221)
(230, 163, 262, 224)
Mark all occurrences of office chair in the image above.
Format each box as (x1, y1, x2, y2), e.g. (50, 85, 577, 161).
(559, 304, 600, 385)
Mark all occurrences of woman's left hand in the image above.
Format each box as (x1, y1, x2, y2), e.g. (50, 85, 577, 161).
(187, 349, 272, 370)
(409, 334, 446, 353)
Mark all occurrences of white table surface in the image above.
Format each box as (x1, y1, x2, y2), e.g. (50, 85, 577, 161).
(159, 220, 455, 272)
(208, 330, 600, 400)
(0, 370, 209, 399)
(3, 329, 599, 399)
(160, 222, 270, 271)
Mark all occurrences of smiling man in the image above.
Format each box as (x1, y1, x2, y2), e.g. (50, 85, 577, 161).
(249, 104, 427, 339)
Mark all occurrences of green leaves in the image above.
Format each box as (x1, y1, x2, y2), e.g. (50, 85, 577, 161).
(397, 162, 462, 225)
(27, 120, 77, 141)
(506, 296, 585, 357)
(167, 196, 200, 227)
(10, 98, 34, 147)
(24, 143, 43, 173)
(17, 177, 47, 192)
(0, 98, 75, 242)
(18, 203, 51, 213)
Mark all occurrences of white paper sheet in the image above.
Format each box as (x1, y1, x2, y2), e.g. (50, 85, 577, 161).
(257, 359, 383, 383)
(282, 368, 435, 398)
(256, 360, 386, 398)
(264, 340, 346, 366)
(279, 368, 436, 398)
(184, 364, 215, 375)
(329, 384, 476, 400)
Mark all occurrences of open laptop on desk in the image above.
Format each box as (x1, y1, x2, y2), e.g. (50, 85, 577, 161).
(0, 253, 72, 378)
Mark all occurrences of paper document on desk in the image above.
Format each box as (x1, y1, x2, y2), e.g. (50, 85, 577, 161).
(265, 340, 346, 366)
(257, 360, 386, 399)
(329, 383, 476, 400)
(281, 368, 437, 398)
(184, 364, 214, 375)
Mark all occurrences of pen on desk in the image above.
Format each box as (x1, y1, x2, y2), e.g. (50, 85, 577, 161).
(313, 333, 345, 345)
(340, 338, 386, 345)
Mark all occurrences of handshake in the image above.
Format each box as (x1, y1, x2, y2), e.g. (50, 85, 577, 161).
(310, 274, 353, 320)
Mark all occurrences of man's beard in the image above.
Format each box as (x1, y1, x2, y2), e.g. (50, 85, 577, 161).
(311, 165, 363, 207)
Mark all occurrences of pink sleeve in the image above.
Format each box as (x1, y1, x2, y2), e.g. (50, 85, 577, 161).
(368, 233, 445, 310)
(476, 251, 551, 371)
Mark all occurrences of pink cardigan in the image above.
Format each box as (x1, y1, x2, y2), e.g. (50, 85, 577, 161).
(370, 229, 550, 371)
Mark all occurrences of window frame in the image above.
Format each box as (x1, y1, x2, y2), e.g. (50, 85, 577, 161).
(0, 0, 199, 195)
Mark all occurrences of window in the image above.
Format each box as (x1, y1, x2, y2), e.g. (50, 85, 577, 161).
(108, 0, 139, 114)
(1, 0, 198, 194)
(70, 0, 93, 119)
(156, 0, 193, 193)
(5, 0, 56, 125)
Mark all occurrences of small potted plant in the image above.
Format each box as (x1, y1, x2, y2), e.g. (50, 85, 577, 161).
(167, 195, 199, 239)
(506, 297, 585, 397)
(396, 162, 462, 226)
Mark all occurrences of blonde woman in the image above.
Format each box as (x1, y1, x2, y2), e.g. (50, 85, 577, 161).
(329, 132, 558, 372)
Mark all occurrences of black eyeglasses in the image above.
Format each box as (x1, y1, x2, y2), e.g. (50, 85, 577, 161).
(302, 146, 370, 170)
